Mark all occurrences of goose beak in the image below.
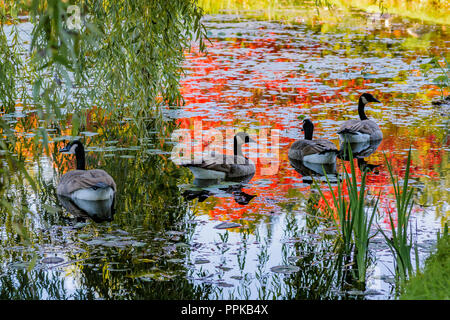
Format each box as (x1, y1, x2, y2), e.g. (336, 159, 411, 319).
(373, 98, 381, 103)
(59, 145, 70, 153)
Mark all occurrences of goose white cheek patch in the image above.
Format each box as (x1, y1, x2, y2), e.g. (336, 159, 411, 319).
(69, 144, 78, 154)
(361, 96, 368, 105)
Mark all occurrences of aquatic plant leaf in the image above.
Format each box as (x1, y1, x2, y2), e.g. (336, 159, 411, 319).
(270, 265, 300, 274)
(41, 257, 65, 264)
(194, 258, 210, 264)
(214, 222, 242, 229)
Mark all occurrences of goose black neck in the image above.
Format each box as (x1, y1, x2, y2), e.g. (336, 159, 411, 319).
(358, 99, 368, 120)
(75, 144, 86, 170)
(304, 126, 313, 140)
(234, 136, 248, 159)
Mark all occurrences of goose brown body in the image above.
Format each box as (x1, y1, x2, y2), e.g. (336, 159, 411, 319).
(57, 140, 116, 201)
(288, 119, 338, 163)
(288, 138, 338, 160)
(338, 119, 383, 141)
(183, 153, 255, 179)
(57, 169, 116, 197)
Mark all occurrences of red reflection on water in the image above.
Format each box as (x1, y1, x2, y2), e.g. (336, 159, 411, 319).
(178, 30, 447, 229)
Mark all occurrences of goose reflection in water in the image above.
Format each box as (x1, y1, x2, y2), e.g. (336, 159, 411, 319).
(289, 158, 338, 184)
(58, 194, 115, 223)
(338, 139, 382, 173)
(181, 174, 257, 206)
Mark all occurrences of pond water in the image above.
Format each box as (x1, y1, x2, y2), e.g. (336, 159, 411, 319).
(0, 10, 448, 299)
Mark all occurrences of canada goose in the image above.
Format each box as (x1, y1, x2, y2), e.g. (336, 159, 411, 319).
(181, 132, 256, 180)
(57, 140, 116, 201)
(288, 118, 338, 164)
(338, 93, 382, 142)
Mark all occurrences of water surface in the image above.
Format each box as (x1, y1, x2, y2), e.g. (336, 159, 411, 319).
(0, 10, 448, 299)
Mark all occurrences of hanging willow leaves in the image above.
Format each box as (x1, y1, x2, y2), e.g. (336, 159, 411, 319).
(0, 0, 207, 235)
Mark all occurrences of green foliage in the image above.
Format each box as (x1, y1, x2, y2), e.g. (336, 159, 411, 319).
(420, 55, 450, 98)
(0, 0, 207, 208)
(0, 1, 207, 298)
(401, 224, 449, 300)
(1, 0, 207, 140)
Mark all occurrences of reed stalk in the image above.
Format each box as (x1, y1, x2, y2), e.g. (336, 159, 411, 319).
(378, 148, 415, 283)
(315, 144, 378, 284)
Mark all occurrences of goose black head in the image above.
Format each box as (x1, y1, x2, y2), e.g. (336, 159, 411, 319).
(302, 119, 314, 140)
(358, 93, 380, 120)
(359, 93, 380, 106)
(59, 140, 86, 170)
(60, 140, 84, 154)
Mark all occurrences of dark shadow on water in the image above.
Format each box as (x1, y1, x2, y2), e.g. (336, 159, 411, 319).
(338, 139, 382, 173)
(182, 174, 257, 205)
(289, 157, 338, 184)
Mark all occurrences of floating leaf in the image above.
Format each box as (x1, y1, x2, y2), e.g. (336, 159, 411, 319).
(194, 258, 210, 264)
(131, 241, 146, 247)
(270, 265, 300, 274)
(214, 222, 242, 229)
(287, 256, 303, 263)
(73, 222, 87, 229)
(217, 282, 234, 287)
(41, 257, 64, 264)
(42, 204, 61, 214)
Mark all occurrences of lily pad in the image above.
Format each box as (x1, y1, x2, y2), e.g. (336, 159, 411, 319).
(9, 262, 30, 269)
(131, 241, 146, 247)
(214, 222, 242, 229)
(217, 282, 234, 287)
(270, 265, 300, 274)
(41, 257, 65, 264)
(194, 258, 210, 264)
